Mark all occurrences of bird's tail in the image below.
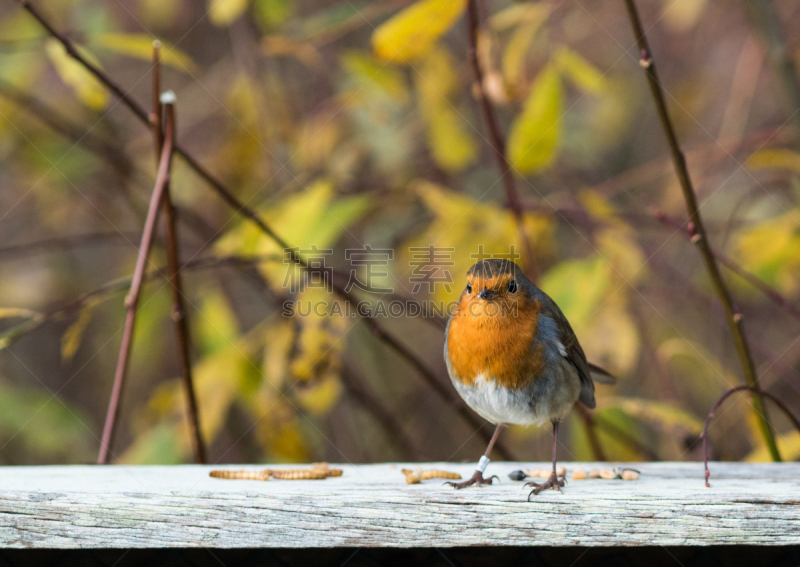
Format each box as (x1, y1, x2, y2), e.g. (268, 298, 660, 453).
(588, 362, 616, 385)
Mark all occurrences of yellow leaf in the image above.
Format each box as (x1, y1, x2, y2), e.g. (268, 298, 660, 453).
(94, 34, 196, 71)
(294, 376, 343, 416)
(745, 148, 800, 173)
(745, 430, 800, 462)
(502, 16, 547, 89)
(196, 290, 240, 356)
(415, 46, 476, 172)
(372, 0, 466, 62)
(209, 0, 249, 27)
(735, 211, 800, 295)
(490, 3, 549, 31)
(554, 47, 608, 95)
(45, 39, 108, 110)
(404, 181, 553, 304)
(578, 293, 640, 375)
(662, 0, 708, 32)
(216, 180, 373, 291)
(595, 227, 646, 284)
(657, 338, 739, 390)
(539, 256, 611, 327)
(61, 303, 94, 363)
(341, 50, 409, 105)
(507, 64, 563, 173)
(0, 307, 39, 320)
(263, 36, 323, 70)
(600, 397, 704, 435)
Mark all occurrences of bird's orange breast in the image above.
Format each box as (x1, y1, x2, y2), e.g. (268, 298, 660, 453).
(446, 296, 545, 390)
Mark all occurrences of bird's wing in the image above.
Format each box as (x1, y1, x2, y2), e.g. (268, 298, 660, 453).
(540, 295, 599, 409)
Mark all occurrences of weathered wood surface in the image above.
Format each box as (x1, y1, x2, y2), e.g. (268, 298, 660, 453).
(0, 462, 798, 548)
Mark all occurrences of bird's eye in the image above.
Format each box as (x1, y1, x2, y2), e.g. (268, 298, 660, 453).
(466, 283, 472, 294)
(508, 280, 517, 293)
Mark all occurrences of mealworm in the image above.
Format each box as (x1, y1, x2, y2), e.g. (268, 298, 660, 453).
(401, 468, 462, 484)
(312, 462, 343, 477)
(209, 469, 271, 481)
(269, 469, 329, 480)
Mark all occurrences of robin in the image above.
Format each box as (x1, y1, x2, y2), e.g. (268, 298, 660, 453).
(444, 258, 615, 498)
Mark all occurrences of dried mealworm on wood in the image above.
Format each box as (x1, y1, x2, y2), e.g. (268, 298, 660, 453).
(270, 469, 328, 480)
(209, 469, 270, 481)
(311, 462, 343, 477)
(599, 468, 618, 480)
(588, 469, 601, 479)
(524, 468, 548, 478)
(401, 468, 423, 484)
(421, 470, 461, 481)
(621, 469, 640, 481)
(572, 468, 587, 480)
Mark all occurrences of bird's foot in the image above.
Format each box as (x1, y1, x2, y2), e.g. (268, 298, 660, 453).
(525, 472, 565, 498)
(446, 470, 499, 489)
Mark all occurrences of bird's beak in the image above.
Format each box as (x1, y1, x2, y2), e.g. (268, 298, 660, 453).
(478, 288, 497, 300)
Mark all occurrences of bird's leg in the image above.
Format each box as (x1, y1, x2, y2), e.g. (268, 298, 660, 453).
(447, 424, 502, 489)
(526, 421, 566, 498)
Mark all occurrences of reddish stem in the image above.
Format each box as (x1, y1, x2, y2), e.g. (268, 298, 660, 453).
(703, 385, 800, 487)
(98, 103, 176, 464)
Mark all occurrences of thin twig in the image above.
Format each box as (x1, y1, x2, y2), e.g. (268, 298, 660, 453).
(464, 0, 538, 281)
(97, 99, 176, 465)
(17, 0, 510, 460)
(622, 0, 781, 461)
(703, 385, 800, 487)
(0, 232, 139, 257)
(0, 78, 133, 178)
(650, 208, 800, 324)
(151, 44, 205, 464)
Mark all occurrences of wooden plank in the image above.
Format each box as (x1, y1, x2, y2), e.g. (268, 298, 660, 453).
(0, 462, 797, 548)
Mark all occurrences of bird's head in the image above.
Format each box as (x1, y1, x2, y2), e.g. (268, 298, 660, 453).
(457, 259, 532, 321)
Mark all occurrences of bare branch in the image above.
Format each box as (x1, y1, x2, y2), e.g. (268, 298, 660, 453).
(622, 0, 780, 461)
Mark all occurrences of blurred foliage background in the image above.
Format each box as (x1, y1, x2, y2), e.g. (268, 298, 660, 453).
(0, 0, 799, 466)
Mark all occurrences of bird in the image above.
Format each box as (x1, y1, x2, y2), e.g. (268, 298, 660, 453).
(443, 258, 615, 497)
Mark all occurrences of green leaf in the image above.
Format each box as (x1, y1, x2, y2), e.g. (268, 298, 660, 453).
(209, 0, 249, 27)
(507, 64, 563, 173)
(94, 34, 196, 71)
(554, 47, 608, 95)
(253, 0, 293, 28)
(45, 39, 109, 110)
(121, 423, 184, 464)
(746, 149, 800, 173)
(0, 317, 43, 351)
(372, 0, 466, 62)
(600, 397, 704, 435)
(0, 380, 93, 462)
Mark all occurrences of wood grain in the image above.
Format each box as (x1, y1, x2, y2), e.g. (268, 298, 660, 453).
(0, 462, 797, 548)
